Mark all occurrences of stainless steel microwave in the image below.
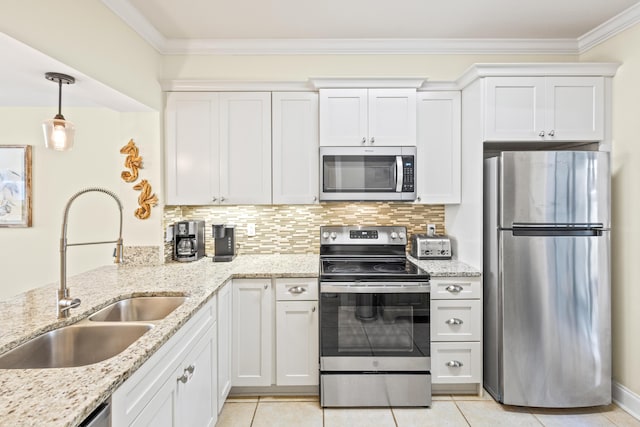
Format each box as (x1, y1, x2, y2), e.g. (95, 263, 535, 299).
(320, 146, 416, 201)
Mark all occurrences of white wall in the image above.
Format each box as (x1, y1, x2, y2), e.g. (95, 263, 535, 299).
(0, 108, 162, 300)
(581, 23, 640, 398)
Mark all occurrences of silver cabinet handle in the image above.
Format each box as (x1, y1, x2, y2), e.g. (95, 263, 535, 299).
(361, 137, 366, 144)
(445, 284, 463, 293)
(186, 364, 195, 374)
(177, 372, 189, 383)
(288, 286, 306, 295)
(538, 131, 545, 137)
(264, 284, 268, 290)
(548, 130, 555, 136)
(446, 360, 463, 368)
(313, 196, 318, 202)
(370, 137, 375, 144)
(220, 196, 226, 202)
(212, 197, 217, 202)
(312, 306, 316, 312)
(446, 318, 463, 325)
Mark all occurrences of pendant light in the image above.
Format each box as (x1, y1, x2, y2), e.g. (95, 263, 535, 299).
(42, 72, 75, 151)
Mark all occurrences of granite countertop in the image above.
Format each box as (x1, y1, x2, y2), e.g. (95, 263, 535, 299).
(408, 255, 482, 277)
(0, 254, 479, 426)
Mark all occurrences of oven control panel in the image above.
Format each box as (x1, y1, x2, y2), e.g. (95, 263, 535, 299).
(321, 226, 406, 245)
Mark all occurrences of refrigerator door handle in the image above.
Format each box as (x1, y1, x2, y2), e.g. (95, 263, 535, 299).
(511, 228, 603, 237)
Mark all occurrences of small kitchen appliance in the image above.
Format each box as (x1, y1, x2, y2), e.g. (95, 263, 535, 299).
(319, 225, 431, 407)
(172, 220, 205, 262)
(319, 146, 416, 201)
(410, 234, 452, 260)
(212, 224, 236, 262)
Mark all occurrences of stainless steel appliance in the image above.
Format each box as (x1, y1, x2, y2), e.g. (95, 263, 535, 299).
(410, 234, 452, 260)
(172, 220, 205, 262)
(484, 151, 611, 408)
(320, 146, 416, 201)
(319, 226, 431, 407)
(212, 224, 236, 262)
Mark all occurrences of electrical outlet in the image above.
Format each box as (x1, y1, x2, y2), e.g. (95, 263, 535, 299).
(247, 223, 256, 237)
(427, 224, 436, 236)
(165, 225, 174, 242)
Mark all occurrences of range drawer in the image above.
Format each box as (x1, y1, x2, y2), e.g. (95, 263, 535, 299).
(431, 299, 481, 341)
(431, 342, 481, 384)
(430, 277, 481, 300)
(275, 278, 318, 301)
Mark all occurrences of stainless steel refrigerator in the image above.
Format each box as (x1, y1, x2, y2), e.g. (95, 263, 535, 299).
(483, 151, 611, 408)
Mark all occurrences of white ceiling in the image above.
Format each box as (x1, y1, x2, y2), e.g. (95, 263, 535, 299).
(103, 0, 640, 54)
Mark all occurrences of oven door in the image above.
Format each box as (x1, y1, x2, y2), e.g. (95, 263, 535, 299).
(320, 282, 430, 371)
(319, 146, 416, 201)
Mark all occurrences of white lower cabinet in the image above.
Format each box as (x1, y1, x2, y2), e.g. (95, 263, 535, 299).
(232, 279, 273, 387)
(216, 281, 232, 411)
(275, 278, 319, 386)
(112, 296, 218, 427)
(430, 276, 482, 387)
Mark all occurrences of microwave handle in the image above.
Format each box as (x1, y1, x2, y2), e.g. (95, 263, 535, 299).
(395, 156, 403, 192)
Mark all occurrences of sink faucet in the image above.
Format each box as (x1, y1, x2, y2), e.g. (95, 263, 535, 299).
(58, 187, 124, 319)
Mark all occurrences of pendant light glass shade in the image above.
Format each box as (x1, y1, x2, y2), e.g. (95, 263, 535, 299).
(43, 72, 75, 151)
(43, 115, 75, 151)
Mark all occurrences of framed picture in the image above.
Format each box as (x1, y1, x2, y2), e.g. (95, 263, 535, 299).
(0, 145, 32, 227)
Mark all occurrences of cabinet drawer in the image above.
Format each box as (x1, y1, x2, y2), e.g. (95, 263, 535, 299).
(431, 299, 481, 341)
(431, 277, 481, 300)
(275, 278, 318, 301)
(431, 342, 481, 384)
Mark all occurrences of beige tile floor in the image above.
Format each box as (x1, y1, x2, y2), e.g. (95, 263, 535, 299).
(215, 393, 640, 427)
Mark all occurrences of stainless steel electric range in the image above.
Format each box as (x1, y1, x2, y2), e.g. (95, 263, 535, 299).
(319, 226, 431, 407)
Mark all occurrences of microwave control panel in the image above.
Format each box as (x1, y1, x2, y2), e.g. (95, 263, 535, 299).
(402, 156, 415, 192)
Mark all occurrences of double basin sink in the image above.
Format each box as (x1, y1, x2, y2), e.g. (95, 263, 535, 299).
(0, 296, 187, 369)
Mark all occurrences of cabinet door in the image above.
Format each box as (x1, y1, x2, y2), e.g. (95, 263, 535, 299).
(276, 300, 319, 386)
(165, 92, 220, 205)
(216, 282, 232, 412)
(416, 91, 461, 204)
(484, 77, 546, 141)
(219, 92, 272, 204)
(431, 299, 481, 342)
(272, 92, 319, 204)
(232, 279, 272, 387)
(431, 342, 481, 384)
(176, 323, 217, 427)
(545, 77, 604, 141)
(130, 378, 176, 427)
(368, 89, 417, 146)
(319, 89, 368, 146)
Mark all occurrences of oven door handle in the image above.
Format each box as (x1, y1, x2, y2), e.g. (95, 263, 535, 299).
(320, 282, 430, 294)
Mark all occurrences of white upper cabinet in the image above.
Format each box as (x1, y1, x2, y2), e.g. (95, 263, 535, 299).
(484, 76, 604, 142)
(219, 92, 272, 205)
(416, 91, 461, 204)
(165, 92, 220, 205)
(165, 92, 271, 205)
(320, 88, 416, 146)
(272, 92, 319, 204)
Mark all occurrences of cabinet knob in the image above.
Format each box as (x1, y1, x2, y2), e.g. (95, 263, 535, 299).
(186, 364, 195, 374)
(361, 137, 366, 144)
(212, 197, 217, 202)
(370, 137, 375, 144)
(177, 372, 189, 383)
(313, 196, 318, 202)
(538, 131, 545, 137)
(312, 306, 316, 312)
(220, 196, 226, 202)
(288, 286, 306, 295)
(445, 284, 463, 293)
(446, 318, 464, 325)
(548, 130, 555, 136)
(264, 284, 268, 290)
(446, 360, 463, 368)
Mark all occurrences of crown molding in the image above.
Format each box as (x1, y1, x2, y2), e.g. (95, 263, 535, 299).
(101, 0, 166, 51)
(456, 62, 621, 89)
(578, 2, 640, 53)
(102, 0, 640, 55)
(161, 38, 579, 55)
(310, 77, 426, 89)
(161, 80, 315, 92)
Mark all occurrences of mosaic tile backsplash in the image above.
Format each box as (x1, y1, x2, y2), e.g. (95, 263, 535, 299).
(163, 203, 445, 261)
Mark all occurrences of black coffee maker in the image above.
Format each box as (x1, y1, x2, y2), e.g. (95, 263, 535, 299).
(173, 220, 205, 262)
(212, 224, 236, 262)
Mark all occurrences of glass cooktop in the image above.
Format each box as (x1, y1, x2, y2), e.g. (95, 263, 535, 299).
(320, 258, 430, 281)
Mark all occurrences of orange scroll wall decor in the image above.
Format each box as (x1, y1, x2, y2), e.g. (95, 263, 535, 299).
(119, 139, 158, 220)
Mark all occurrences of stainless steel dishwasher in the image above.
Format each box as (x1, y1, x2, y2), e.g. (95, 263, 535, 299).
(79, 401, 110, 427)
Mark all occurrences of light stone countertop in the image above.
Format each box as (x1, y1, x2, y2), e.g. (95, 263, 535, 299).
(0, 253, 478, 427)
(408, 255, 482, 277)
